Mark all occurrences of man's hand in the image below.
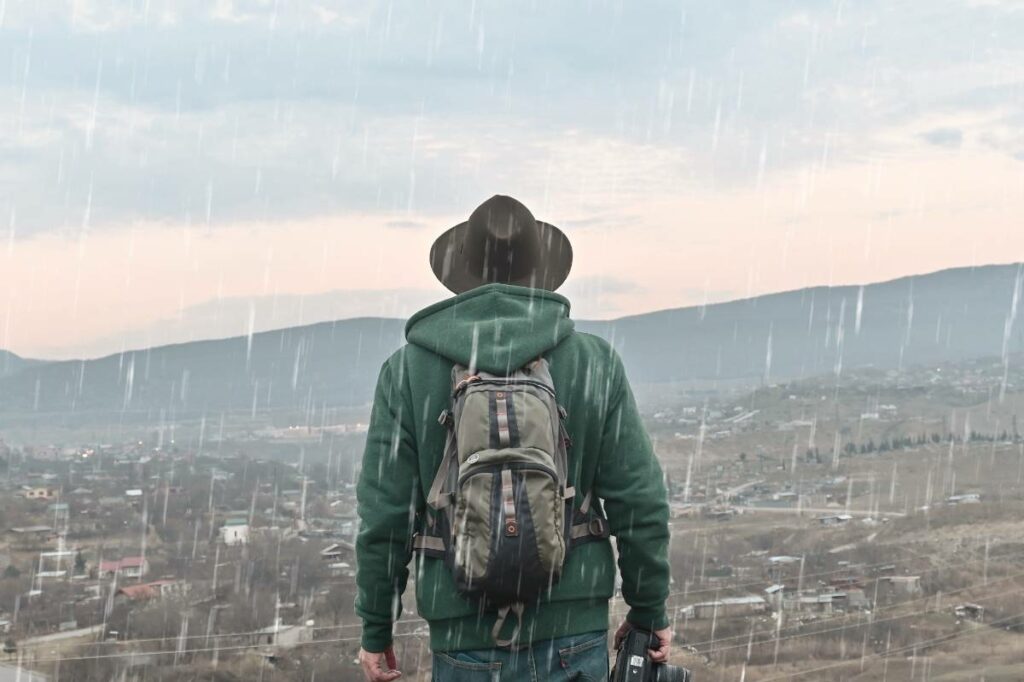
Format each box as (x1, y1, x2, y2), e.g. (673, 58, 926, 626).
(614, 621, 673, 663)
(359, 646, 402, 681)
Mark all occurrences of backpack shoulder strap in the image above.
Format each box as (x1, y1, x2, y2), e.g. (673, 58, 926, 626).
(426, 411, 457, 511)
(425, 363, 468, 511)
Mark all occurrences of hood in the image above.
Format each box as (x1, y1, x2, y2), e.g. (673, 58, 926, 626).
(405, 284, 575, 374)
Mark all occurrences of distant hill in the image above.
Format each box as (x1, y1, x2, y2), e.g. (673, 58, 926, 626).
(0, 350, 41, 378)
(581, 263, 1024, 386)
(0, 263, 1021, 419)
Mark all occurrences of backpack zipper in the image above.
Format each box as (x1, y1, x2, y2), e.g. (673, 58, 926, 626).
(454, 377, 556, 399)
(458, 461, 557, 487)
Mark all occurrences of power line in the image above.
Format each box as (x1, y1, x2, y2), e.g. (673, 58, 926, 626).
(54, 544, 1024, 653)
(752, 607, 1024, 681)
(691, 580, 1024, 659)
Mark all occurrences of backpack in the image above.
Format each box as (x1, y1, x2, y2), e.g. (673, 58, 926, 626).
(412, 357, 608, 646)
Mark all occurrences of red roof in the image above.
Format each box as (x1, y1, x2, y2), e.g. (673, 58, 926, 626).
(116, 584, 157, 600)
(116, 580, 176, 601)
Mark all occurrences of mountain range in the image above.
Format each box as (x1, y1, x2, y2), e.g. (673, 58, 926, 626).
(0, 263, 1021, 421)
(0, 350, 39, 379)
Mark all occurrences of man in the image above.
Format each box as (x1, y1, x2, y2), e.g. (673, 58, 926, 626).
(356, 195, 671, 681)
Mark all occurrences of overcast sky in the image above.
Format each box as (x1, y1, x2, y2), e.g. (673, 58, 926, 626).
(2, 0, 1023, 359)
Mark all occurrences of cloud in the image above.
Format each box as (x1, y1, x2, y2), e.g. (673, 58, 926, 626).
(50, 286, 442, 359)
(386, 220, 430, 230)
(921, 128, 964, 148)
(5, 130, 1024, 359)
(3, 0, 1022, 239)
(3, 0, 1024, 357)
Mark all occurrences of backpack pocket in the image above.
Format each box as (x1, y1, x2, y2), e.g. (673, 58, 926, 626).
(452, 448, 567, 603)
(456, 387, 556, 463)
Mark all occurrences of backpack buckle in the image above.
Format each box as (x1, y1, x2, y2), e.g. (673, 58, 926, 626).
(437, 409, 453, 427)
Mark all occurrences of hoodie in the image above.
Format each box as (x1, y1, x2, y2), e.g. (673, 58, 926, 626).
(355, 284, 670, 653)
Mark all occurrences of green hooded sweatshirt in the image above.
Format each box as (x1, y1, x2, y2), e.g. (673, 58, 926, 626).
(355, 283, 670, 653)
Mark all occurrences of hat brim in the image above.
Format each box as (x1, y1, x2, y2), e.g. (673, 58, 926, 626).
(429, 220, 573, 295)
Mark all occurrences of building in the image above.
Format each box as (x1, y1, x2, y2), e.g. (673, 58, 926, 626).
(19, 487, 57, 500)
(319, 540, 354, 561)
(253, 619, 314, 649)
(764, 584, 785, 608)
(817, 514, 853, 526)
(881, 575, 922, 595)
(99, 556, 149, 579)
(767, 555, 803, 581)
(8, 526, 55, 548)
(219, 518, 250, 546)
(116, 580, 188, 602)
(953, 603, 984, 621)
(783, 591, 854, 615)
(685, 596, 768, 619)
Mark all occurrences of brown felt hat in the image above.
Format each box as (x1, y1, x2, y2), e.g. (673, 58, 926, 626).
(429, 195, 573, 294)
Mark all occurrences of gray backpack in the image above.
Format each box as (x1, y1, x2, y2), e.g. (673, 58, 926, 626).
(412, 358, 607, 646)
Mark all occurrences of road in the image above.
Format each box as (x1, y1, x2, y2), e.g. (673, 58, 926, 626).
(742, 505, 906, 518)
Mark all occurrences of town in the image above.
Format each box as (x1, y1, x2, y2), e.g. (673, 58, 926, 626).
(0, 355, 1022, 679)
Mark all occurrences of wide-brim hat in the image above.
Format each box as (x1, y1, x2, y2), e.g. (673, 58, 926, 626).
(429, 195, 573, 294)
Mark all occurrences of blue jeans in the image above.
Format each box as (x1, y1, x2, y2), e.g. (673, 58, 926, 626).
(432, 630, 609, 681)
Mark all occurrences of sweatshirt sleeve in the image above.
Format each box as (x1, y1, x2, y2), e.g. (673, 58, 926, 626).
(592, 349, 671, 631)
(355, 356, 420, 652)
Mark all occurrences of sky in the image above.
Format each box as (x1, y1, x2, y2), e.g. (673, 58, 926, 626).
(1, 0, 1023, 359)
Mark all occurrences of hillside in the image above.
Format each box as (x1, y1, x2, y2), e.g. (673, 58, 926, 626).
(0, 350, 41, 378)
(0, 263, 1021, 419)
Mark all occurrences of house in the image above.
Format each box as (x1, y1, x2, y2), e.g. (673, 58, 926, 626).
(328, 561, 354, 578)
(767, 555, 803, 581)
(817, 514, 853, 526)
(881, 575, 922, 595)
(705, 565, 734, 583)
(99, 556, 149, 579)
(116, 580, 187, 602)
(219, 518, 249, 546)
(685, 596, 768, 619)
(319, 542, 354, 562)
(669, 503, 699, 518)
(706, 507, 738, 521)
(253, 619, 314, 649)
(8, 526, 55, 548)
(19, 487, 57, 501)
(764, 584, 785, 607)
(828, 576, 865, 590)
(842, 588, 872, 610)
(783, 592, 849, 615)
(947, 493, 981, 505)
(953, 603, 984, 621)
